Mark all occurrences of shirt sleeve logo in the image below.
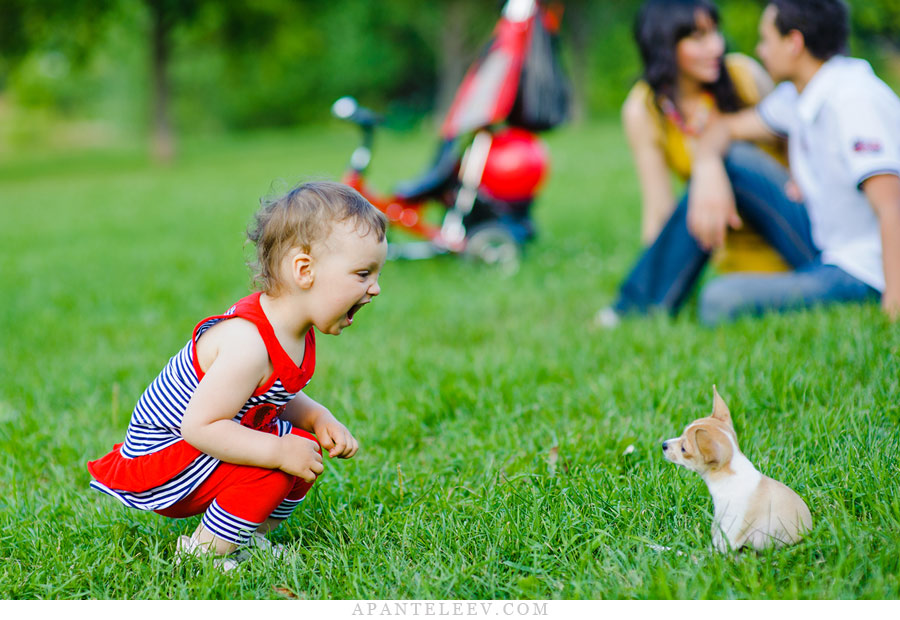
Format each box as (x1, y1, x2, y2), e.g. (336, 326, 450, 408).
(853, 139, 883, 153)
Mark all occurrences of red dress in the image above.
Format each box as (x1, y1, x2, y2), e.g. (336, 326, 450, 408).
(87, 292, 316, 511)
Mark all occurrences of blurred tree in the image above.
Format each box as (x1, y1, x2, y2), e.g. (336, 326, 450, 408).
(848, 0, 900, 43)
(144, 0, 203, 163)
(0, 0, 895, 148)
(561, 0, 643, 121)
(560, 0, 597, 124)
(429, 0, 496, 120)
(0, 0, 116, 87)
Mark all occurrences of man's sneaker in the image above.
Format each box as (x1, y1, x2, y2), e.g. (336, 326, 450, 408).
(175, 534, 241, 572)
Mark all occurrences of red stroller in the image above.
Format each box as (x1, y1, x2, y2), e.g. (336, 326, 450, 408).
(332, 0, 568, 268)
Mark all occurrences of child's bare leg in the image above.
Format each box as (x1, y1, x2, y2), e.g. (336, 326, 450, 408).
(256, 517, 284, 535)
(190, 522, 239, 555)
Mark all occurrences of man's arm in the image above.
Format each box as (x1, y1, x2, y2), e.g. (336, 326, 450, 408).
(861, 173, 900, 320)
(722, 107, 781, 145)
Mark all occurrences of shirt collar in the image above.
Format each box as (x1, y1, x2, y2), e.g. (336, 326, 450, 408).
(796, 56, 873, 123)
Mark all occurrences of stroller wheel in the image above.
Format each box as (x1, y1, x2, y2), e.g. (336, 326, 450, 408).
(463, 223, 520, 274)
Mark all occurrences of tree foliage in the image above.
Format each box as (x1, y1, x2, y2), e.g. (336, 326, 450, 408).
(0, 0, 896, 148)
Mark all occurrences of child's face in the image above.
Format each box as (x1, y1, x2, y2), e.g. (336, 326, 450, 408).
(308, 220, 387, 335)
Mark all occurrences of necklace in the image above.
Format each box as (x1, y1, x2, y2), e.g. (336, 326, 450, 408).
(659, 91, 715, 136)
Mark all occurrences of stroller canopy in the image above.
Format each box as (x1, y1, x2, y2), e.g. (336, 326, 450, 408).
(440, 0, 568, 139)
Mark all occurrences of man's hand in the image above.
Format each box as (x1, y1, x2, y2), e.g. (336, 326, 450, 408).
(687, 155, 743, 251)
(882, 288, 900, 321)
(278, 433, 324, 482)
(313, 412, 359, 459)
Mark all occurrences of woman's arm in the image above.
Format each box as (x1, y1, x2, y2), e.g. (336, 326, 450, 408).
(622, 94, 675, 244)
(745, 55, 775, 99)
(180, 318, 323, 481)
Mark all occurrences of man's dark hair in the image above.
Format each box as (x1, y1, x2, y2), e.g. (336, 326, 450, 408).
(770, 0, 849, 61)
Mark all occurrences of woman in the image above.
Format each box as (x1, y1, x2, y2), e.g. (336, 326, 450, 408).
(622, 0, 787, 272)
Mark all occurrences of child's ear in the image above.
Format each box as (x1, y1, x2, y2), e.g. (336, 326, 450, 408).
(291, 252, 315, 289)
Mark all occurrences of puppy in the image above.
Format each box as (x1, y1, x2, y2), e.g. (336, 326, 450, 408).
(662, 386, 812, 552)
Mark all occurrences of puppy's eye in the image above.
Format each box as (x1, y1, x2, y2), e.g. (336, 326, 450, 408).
(681, 446, 686, 453)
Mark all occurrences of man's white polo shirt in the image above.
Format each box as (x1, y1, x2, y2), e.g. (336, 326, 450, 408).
(757, 56, 900, 292)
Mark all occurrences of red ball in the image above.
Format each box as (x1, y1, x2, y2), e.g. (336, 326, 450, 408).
(480, 127, 549, 202)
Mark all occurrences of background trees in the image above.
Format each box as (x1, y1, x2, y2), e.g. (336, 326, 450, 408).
(0, 0, 896, 159)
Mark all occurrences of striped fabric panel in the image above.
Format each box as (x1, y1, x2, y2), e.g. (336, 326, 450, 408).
(269, 498, 303, 520)
(89, 453, 222, 510)
(122, 342, 198, 458)
(201, 499, 261, 545)
(99, 310, 303, 512)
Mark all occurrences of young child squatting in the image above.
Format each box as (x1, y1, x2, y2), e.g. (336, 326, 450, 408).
(87, 181, 387, 568)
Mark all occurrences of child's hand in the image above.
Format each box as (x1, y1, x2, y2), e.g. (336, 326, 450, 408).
(278, 434, 324, 482)
(314, 414, 359, 459)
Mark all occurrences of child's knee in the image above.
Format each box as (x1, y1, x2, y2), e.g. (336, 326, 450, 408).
(257, 468, 298, 500)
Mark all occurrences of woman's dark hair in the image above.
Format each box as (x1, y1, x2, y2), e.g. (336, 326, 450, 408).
(634, 0, 742, 112)
(769, 0, 849, 61)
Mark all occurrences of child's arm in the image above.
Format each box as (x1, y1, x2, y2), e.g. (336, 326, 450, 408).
(862, 173, 900, 320)
(180, 318, 324, 481)
(282, 392, 359, 459)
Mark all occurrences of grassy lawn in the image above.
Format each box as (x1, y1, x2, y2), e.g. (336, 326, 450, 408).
(1, 119, 898, 599)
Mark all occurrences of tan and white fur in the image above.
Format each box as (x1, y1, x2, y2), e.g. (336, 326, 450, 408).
(662, 387, 812, 552)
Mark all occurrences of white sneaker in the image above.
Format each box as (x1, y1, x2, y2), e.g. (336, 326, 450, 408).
(245, 531, 286, 558)
(593, 306, 621, 329)
(175, 534, 241, 572)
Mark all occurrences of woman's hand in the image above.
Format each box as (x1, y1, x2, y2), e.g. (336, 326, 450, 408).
(687, 155, 742, 251)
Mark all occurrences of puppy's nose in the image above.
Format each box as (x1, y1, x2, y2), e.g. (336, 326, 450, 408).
(662, 441, 669, 452)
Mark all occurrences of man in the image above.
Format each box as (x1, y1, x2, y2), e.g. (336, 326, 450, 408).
(599, 0, 900, 326)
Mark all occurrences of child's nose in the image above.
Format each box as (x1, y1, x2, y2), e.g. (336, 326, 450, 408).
(368, 280, 381, 296)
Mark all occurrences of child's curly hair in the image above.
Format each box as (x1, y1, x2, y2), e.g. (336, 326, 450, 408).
(247, 181, 387, 293)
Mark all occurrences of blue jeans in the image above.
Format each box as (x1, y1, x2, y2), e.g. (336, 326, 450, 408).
(612, 143, 879, 324)
(698, 261, 879, 325)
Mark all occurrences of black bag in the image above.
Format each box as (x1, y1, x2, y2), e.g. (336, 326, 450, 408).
(507, 13, 570, 131)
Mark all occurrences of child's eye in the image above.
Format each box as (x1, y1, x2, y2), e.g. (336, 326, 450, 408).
(357, 271, 370, 278)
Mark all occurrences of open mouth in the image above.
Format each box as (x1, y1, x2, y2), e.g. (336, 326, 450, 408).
(347, 302, 365, 323)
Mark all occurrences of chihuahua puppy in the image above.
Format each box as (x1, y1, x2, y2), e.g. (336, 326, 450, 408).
(662, 387, 812, 552)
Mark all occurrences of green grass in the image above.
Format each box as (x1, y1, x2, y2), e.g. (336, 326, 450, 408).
(1, 120, 899, 599)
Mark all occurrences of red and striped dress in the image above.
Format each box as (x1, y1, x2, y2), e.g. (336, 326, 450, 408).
(87, 292, 316, 511)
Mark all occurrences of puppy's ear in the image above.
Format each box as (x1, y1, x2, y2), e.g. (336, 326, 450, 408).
(711, 385, 733, 427)
(694, 428, 726, 466)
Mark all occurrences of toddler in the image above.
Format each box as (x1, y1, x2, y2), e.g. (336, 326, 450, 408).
(88, 181, 388, 568)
